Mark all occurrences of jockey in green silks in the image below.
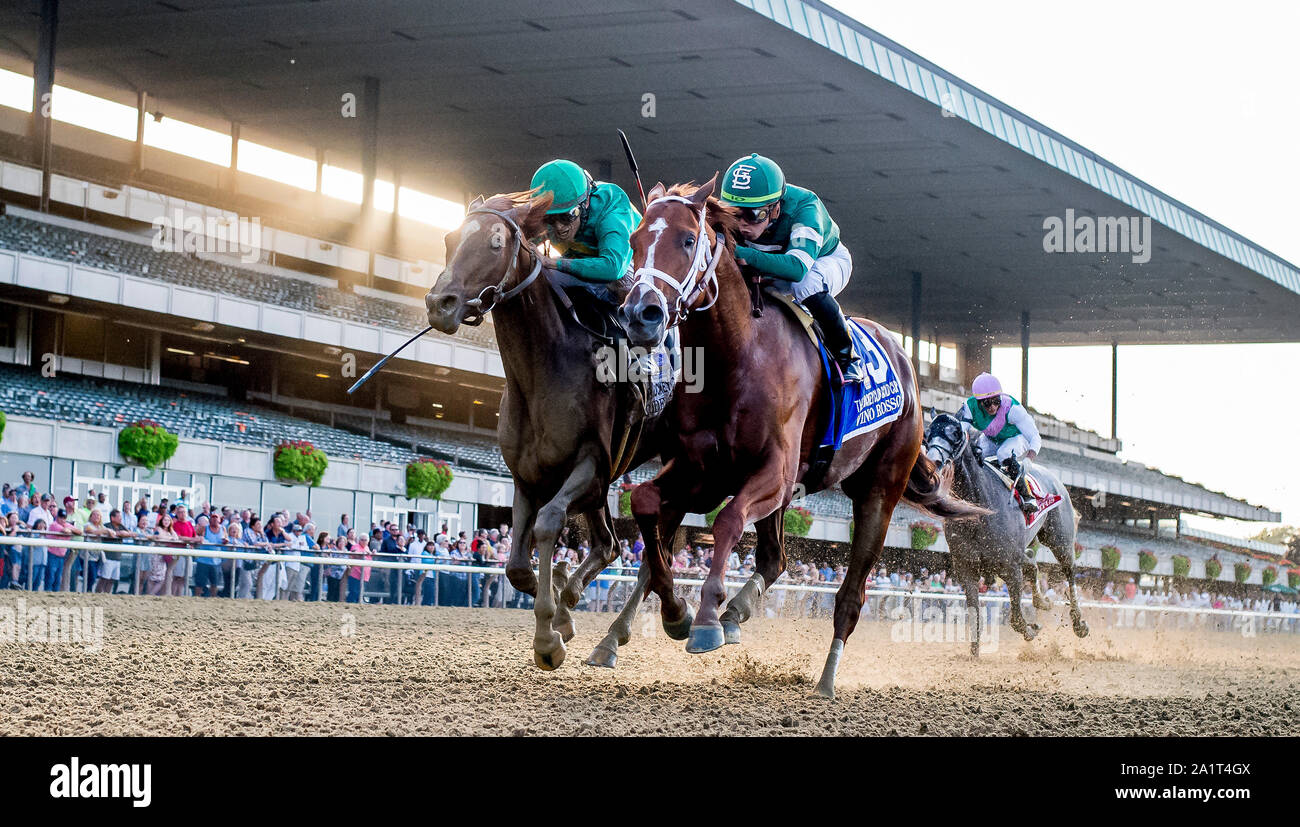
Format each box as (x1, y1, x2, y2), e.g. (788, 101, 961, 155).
(529, 159, 641, 303)
(718, 153, 865, 383)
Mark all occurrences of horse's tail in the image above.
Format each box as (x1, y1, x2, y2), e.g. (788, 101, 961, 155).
(902, 451, 990, 520)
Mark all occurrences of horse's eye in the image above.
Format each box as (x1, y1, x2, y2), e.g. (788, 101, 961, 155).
(684, 235, 696, 249)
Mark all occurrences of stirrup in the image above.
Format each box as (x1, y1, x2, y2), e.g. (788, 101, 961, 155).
(839, 356, 866, 384)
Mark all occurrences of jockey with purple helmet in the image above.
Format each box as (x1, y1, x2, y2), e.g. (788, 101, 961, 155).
(959, 372, 1042, 513)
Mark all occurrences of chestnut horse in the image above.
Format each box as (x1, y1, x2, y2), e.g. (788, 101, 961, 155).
(618, 177, 986, 698)
(425, 192, 661, 671)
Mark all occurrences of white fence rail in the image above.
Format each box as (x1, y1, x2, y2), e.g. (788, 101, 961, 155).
(0, 536, 1296, 633)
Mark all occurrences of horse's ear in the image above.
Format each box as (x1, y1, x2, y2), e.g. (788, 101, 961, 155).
(692, 172, 719, 204)
(518, 192, 553, 237)
(646, 181, 667, 203)
(468, 194, 485, 210)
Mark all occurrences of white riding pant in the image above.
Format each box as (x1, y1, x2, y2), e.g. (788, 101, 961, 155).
(785, 242, 852, 301)
(977, 433, 1030, 463)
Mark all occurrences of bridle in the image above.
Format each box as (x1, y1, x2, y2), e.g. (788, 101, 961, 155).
(631, 195, 726, 328)
(925, 418, 970, 467)
(457, 206, 544, 326)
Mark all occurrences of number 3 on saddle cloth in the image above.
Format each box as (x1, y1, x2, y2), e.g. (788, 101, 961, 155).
(983, 458, 1064, 529)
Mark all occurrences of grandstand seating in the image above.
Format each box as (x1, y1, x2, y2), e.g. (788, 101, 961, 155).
(0, 212, 498, 350)
(0, 362, 414, 464)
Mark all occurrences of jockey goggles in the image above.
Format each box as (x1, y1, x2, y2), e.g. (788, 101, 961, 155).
(737, 203, 777, 224)
(545, 205, 582, 225)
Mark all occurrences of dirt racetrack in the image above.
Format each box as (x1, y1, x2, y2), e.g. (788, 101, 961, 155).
(2, 591, 1297, 736)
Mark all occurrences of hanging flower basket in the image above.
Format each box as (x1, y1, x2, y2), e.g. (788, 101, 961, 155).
(1138, 549, 1157, 573)
(617, 483, 636, 517)
(1233, 562, 1251, 584)
(118, 418, 179, 471)
(406, 458, 453, 500)
(1073, 541, 1084, 560)
(1261, 566, 1278, 587)
(910, 520, 940, 550)
(1204, 557, 1222, 580)
(0, 408, 6, 445)
(1171, 554, 1191, 578)
(1100, 545, 1121, 571)
(273, 439, 329, 487)
(784, 506, 814, 537)
(1288, 569, 1300, 590)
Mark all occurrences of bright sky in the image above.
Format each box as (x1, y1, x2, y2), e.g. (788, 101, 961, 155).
(825, 0, 1300, 531)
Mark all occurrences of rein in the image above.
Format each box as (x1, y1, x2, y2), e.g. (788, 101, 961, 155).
(926, 421, 970, 467)
(631, 195, 726, 328)
(459, 206, 544, 326)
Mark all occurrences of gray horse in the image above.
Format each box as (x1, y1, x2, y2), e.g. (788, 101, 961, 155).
(923, 412, 1089, 655)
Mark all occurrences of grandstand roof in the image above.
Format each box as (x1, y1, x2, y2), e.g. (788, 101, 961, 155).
(3, 0, 1297, 346)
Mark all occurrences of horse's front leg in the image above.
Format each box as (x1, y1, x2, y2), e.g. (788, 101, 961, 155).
(586, 563, 651, 668)
(561, 506, 619, 610)
(688, 465, 785, 654)
(529, 455, 600, 670)
(719, 509, 787, 645)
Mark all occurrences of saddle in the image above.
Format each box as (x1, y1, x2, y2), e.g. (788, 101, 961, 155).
(981, 458, 1063, 527)
(760, 287, 905, 492)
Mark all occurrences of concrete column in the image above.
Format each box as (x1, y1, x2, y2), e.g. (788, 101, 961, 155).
(1020, 310, 1030, 407)
(910, 272, 922, 372)
(134, 90, 146, 171)
(31, 0, 59, 212)
(360, 76, 380, 282)
(1111, 340, 1119, 440)
(229, 121, 240, 194)
(958, 338, 992, 390)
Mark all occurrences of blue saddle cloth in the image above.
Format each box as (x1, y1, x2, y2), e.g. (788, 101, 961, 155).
(817, 319, 906, 449)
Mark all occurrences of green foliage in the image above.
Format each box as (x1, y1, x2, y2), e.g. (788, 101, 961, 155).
(1204, 557, 1222, 579)
(1073, 541, 1084, 560)
(1100, 545, 1121, 571)
(1171, 554, 1191, 578)
(117, 419, 179, 471)
(784, 506, 813, 537)
(1261, 566, 1278, 587)
(705, 499, 728, 526)
(273, 440, 329, 487)
(1233, 562, 1251, 584)
(1138, 549, 1157, 573)
(406, 459, 453, 500)
(617, 484, 635, 517)
(910, 521, 939, 551)
(0, 407, 6, 444)
(1289, 569, 1300, 590)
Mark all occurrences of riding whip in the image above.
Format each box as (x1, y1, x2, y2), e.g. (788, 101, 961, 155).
(617, 128, 648, 208)
(346, 324, 433, 394)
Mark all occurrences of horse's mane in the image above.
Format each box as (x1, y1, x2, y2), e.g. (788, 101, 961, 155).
(476, 190, 551, 240)
(662, 182, 740, 254)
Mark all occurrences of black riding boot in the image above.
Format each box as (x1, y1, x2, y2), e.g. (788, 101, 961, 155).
(1002, 457, 1037, 514)
(801, 291, 865, 383)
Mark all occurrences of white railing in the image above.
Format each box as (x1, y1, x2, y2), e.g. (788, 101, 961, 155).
(1, 536, 1296, 631)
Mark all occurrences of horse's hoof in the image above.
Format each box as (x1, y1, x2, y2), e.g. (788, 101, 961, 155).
(533, 637, 567, 671)
(1073, 620, 1090, 638)
(812, 679, 836, 700)
(1033, 598, 1052, 611)
(970, 644, 980, 658)
(553, 618, 576, 643)
(685, 622, 725, 654)
(722, 619, 742, 645)
(661, 608, 695, 641)
(585, 636, 619, 669)
(1022, 624, 1039, 642)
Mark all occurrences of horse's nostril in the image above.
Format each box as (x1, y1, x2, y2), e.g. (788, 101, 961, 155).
(437, 295, 458, 314)
(639, 303, 664, 326)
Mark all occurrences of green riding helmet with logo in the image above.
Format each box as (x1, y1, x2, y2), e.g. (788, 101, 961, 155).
(530, 159, 592, 218)
(719, 153, 786, 208)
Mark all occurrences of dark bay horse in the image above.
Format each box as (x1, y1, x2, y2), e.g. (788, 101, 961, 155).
(923, 412, 1089, 655)
(617, 177, 987, 698)
(425, 192, 660, 670)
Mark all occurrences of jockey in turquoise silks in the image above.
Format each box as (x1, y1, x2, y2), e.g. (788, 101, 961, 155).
(959, 372, 1042, 513)
(529, 159, 641, 303)
(718, 153, 865, 383)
